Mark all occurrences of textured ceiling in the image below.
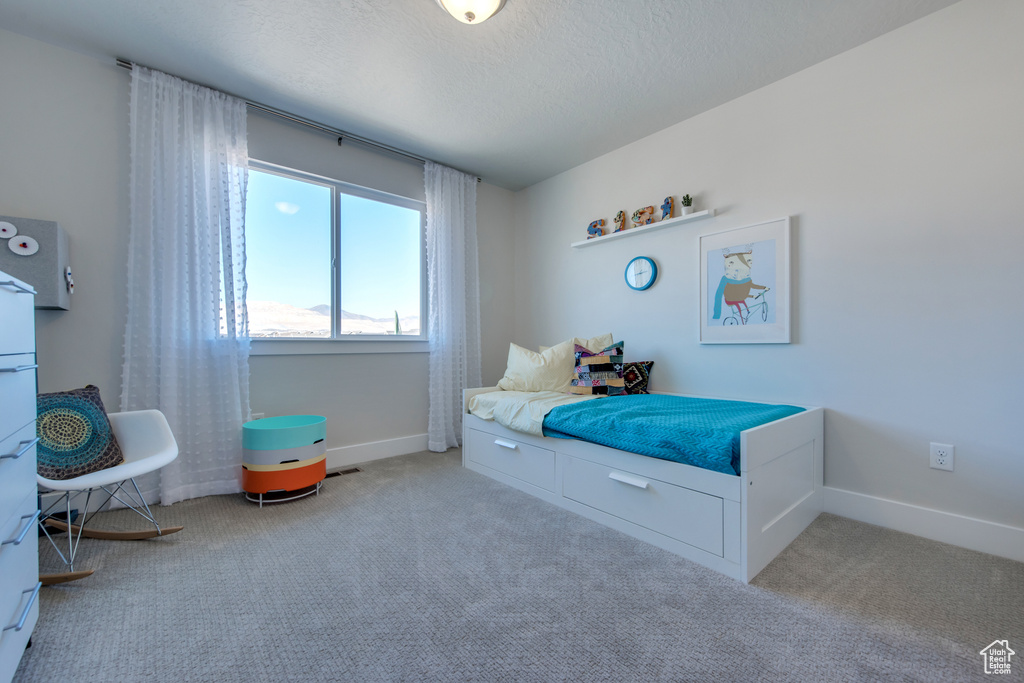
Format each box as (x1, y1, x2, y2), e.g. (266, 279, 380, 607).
(0, 0, 958, 189)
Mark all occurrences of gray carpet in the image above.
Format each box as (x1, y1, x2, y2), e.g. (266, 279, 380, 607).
(15, 450, 1024, 682)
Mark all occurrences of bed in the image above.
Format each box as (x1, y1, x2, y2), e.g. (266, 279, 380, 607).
(462, 386, 824, 583)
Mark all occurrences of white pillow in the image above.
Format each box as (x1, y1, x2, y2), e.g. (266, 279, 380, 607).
(570, 333, 613, 353)
(538, 333, 613, 354)
(498, 333, 613, 393)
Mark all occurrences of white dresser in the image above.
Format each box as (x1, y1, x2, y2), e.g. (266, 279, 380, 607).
(0, 271, 40, 683)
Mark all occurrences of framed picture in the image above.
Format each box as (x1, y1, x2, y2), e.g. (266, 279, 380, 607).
(700, 216, 791, 344)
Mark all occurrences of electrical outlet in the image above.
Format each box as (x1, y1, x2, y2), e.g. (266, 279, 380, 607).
(930, 442, 954, 471)
(251, 412, 265, 421)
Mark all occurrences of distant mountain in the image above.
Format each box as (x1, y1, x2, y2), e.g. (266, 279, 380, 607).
(341, 309, 378, 321)
(249, 300, 418, 337)
(305, 305, 402, 323)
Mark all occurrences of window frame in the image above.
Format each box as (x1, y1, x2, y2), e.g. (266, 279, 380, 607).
(246, 160, 428, 355)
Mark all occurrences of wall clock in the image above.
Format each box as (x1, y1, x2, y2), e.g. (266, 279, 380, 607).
(625, 256, 657, 291)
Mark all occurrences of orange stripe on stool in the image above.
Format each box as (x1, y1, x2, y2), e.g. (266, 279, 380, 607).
(242, 458, 326, 494)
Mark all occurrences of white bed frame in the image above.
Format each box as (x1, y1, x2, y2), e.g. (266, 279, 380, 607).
(462, 387, 824, 583)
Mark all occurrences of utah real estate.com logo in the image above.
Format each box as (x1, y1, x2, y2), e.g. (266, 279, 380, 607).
(980, 640, 1015, 675)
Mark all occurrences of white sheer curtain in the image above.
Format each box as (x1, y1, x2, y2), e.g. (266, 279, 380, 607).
(122, 65, 250, 505)
(425, 162, 482, 451)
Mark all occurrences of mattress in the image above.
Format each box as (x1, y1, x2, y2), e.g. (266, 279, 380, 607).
(541, 394, 805, 475)
(467, 390, 600, 436)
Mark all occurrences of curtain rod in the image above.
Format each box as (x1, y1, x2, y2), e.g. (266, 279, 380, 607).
(115, 58, 481, 182)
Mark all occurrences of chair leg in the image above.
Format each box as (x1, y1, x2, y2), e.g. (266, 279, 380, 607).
(38, 479, 184, 574)
(124, 477, 162, 535)
(39, 480, 183, 550)
(38, 489, 94, 572)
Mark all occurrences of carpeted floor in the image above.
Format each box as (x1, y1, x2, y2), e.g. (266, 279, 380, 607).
(15, 449, 1024, 682)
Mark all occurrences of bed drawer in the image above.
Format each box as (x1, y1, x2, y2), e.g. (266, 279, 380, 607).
(563, 455, 724, 557)
(466, 428, 555, 492)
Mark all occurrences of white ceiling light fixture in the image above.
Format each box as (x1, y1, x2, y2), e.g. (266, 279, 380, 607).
(435, 0, 506, 25)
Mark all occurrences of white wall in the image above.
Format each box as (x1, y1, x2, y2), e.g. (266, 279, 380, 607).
(0, 28, 517, 463)
(0, 29, 129, 408)
(512, 0, 1024, 529)
(477, 181, 517, 386)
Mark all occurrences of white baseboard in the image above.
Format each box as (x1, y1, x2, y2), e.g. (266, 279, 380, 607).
(326, 433, 429, 471)
(824, 487, 1024, 563)
(39, 435, 428, 512)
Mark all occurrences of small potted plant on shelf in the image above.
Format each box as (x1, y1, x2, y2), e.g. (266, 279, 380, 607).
(680, 194, 694, 215)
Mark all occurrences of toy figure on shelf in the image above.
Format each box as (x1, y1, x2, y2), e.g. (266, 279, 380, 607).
(631, 206, 655, 228)
(587, 219, 606, 239)
(661, 196, 674, 220)
(613, 211, 627, 233)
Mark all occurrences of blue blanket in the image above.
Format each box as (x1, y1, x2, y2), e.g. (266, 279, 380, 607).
(542, 394, 805, 476)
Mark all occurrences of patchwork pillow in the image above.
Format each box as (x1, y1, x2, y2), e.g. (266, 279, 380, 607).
(36, 385, 125, 481)
(570, 341, 626, 395)
(622, 361, 654, 394)
(497, 334, 613, 393)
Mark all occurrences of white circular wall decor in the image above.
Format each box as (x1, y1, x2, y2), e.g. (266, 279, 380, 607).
(0, 221, 17, 239)
(8, 235, 39, 256)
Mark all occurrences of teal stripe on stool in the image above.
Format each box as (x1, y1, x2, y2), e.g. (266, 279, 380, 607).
(242, 415, 326, 451)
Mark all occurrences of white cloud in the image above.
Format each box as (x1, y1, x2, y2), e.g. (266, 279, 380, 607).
(274, 202, 300, 215)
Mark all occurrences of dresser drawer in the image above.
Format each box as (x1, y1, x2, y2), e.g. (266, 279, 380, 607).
(563, 455, 724, 557)
(466, 428, 556, 492)
(0, 423, 38, 524)
(0, 354, 36, 442)
(0, 491, 39, 573)
(0, 277, 35, 356)
(0, 492, 40, 683)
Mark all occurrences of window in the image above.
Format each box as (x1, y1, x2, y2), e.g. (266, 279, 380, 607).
(244, 162, 425, 343)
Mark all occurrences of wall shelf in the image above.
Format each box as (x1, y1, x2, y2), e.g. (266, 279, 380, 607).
(570, 209, 716, 248)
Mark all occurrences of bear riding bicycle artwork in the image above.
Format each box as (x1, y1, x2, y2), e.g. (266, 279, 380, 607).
(700, 217, 791, 344)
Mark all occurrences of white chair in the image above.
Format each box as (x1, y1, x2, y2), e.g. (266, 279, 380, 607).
(37, 409, 182, 583)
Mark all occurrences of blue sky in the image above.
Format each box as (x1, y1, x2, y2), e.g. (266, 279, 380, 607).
(245, 169, 421, 320)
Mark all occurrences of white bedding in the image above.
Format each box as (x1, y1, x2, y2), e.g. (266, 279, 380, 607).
(467, 390, 600, 436)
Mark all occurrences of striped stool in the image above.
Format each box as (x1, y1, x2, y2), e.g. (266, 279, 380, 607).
(242, 415, 326, 506)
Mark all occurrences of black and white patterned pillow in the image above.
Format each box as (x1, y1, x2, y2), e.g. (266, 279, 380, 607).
(622, 361, 654, 394)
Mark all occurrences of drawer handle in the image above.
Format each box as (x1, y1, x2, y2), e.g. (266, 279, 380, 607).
(2, 510, 41, 546)
(493, 439, 519, 450)
(1, 438, 39, 461)
(0, 364, 38, 374)
(0, 280, 36, 295)
(608, 471, 649, 489)
(3, 583, 42, 633)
